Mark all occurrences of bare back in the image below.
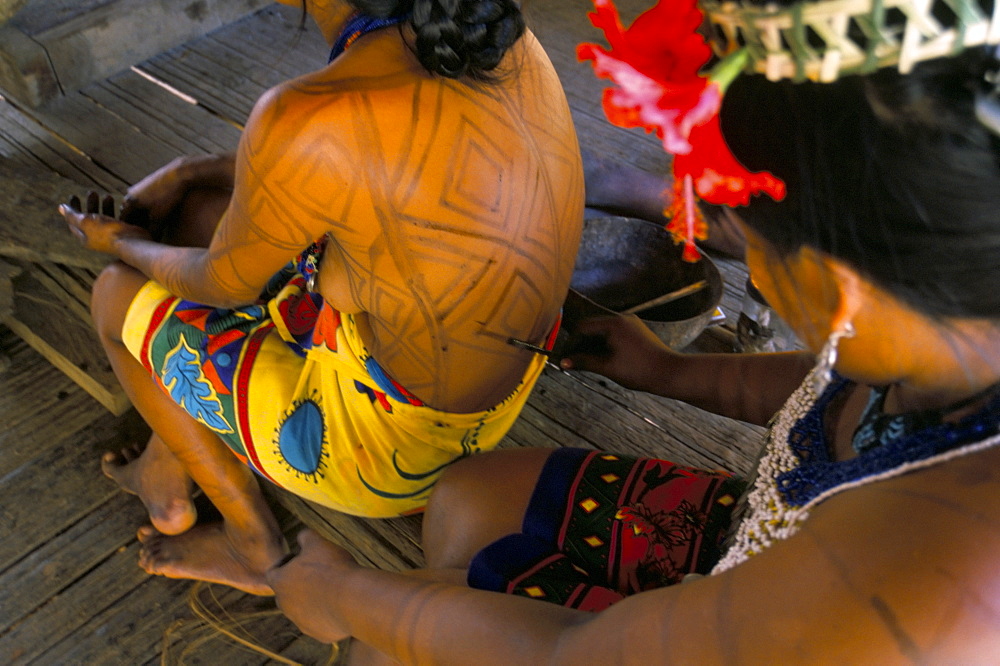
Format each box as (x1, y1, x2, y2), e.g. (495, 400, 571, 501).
(235, 30, 584, 412)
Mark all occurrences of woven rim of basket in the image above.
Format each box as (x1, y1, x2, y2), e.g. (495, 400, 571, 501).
(701, 0, 1000, 82)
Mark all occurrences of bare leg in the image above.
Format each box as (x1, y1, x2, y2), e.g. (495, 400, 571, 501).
(99, 185, 232, 534)
(310, 449, 552, 663)
(101, 432, 196, 535)
(92, 261, 285, 595)
(422, 447, 552, 569)
(581, 148, 747, 259)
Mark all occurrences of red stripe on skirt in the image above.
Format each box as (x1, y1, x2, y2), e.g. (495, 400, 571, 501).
(141, 295, 179, 375)
(235, 322, 279, 484)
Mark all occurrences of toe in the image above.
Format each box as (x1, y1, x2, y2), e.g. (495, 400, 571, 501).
(137, 525, 160, 543)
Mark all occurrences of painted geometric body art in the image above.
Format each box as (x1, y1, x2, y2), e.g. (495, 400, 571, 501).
(228, 32, 584, 411)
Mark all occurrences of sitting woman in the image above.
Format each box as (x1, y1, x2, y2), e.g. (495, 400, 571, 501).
(264, 0, 1000, 659)
(59, 0, 583, 594)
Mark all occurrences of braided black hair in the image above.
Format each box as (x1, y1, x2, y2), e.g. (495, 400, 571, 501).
(722, 48, 1000, 320)
(348, 0, 525, 80)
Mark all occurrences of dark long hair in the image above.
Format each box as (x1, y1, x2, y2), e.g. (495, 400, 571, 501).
(722, 48, 1000, 320)
(345, 0, 525, 81)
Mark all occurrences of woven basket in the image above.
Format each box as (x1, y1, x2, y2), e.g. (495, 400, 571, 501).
(703, 0, 1000, 81)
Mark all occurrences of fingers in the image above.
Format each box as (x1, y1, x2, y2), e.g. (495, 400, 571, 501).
(559, 333, 613, 369)
(65, 191, 119, 217)
(59, 191, 119, 246)
(559, 316, 621, 369)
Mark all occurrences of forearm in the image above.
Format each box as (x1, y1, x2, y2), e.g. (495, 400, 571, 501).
(114, 237, 253, 307)
(337, 568, 589, 665)
(640, 348, 814, 425)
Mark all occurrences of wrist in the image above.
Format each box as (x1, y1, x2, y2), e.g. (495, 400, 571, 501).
(638, 345, 687, 396)
(330, 561, 371, 636)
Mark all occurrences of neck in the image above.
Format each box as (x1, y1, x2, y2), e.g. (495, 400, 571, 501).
(835, 281, 1000, 413)
(307, 0, 358, 45)
(871, 320, 1000, 415)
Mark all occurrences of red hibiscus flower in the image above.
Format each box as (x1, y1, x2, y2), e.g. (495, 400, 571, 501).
(577, 0, 715, 155)
(578, 0, 786, 260)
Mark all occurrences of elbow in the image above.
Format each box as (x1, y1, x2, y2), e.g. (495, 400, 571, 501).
(188, 282, 260, 309)
(211, 290, 259, 309)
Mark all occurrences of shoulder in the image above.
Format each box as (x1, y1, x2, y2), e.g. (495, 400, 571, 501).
(752, 441, 1000, 659)
(242, 80, 348, 155)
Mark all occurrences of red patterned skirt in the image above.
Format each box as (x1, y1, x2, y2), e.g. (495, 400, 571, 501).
(467, 448, 744, 611)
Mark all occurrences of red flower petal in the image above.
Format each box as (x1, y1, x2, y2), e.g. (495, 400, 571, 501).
(675, 114, 787, 206)
(579, 0, 786, 260)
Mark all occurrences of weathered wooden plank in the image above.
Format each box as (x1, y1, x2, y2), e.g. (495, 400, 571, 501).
(207, 4, 328, 80)
(0, 543, 150, 664)
(22, 92, 186, 186)
(139, 40, 274, 128)
(0, 417, 123, 571)
(31, 260, 93, 315)
(0, 493, 145, 632)
(7, 268, 129, 414)
(502, 399, 575, 450)
(562, 369, 764, 474)
(85, 68, 244, 156)
(0, 102, 126, 191)
(0, 160, 112, 270)
(0, 259, 18, 321)
(0, 331, 105, 479)
(0, 0, 271, 108)
(32, 577, 289, 666)
(31, 507, 311, 666)
(520, 366, 760, 473)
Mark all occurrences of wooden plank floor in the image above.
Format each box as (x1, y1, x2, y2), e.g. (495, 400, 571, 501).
(0, 2, 763, 663)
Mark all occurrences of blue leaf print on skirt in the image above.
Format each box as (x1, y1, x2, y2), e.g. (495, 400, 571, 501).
(162, 334, 235, 434)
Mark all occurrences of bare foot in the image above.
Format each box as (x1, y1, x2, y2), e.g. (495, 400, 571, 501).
(137, 523, 284, 596)
(102, 434, 196, 535)
(581, 148, 747, 259)
(582, 147, 670, 221)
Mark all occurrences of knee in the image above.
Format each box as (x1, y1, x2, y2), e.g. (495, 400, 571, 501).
(91, 261, 146, 342)
(422, 460, 494, 568)
(424, 458, 486, 534)
(422, 448, 553, 569)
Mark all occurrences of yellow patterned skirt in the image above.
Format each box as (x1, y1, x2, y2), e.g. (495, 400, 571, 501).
(122, 268, 548, 518)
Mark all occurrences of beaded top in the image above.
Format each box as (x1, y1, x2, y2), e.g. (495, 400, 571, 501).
(712, 364, 1000, 573)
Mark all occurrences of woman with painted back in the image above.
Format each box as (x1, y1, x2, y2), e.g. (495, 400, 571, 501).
(59, 0, 583, 594)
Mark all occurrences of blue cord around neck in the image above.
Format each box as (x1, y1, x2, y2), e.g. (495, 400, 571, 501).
(328, 13, 409, 63)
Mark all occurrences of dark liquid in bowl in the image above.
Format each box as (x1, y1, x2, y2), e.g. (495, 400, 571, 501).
(570, 218, 722, 323)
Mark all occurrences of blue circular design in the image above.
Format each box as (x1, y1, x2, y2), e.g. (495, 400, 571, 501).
(215, 352, 232, 367)
(278, 401, 325, 473)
